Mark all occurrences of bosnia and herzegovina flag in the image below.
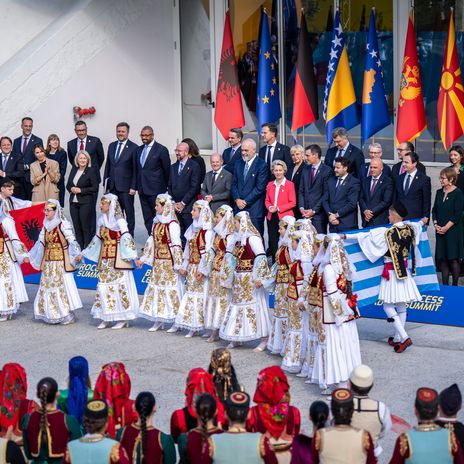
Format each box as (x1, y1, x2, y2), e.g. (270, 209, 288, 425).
(361, 9, 390, 145)
(323, 10, 360, 143)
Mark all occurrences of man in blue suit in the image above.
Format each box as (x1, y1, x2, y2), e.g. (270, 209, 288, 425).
(136, 126, 171, 234)
(168, 142, 201, 244)
(103, 122, 138, 236)
(223, 128, 243, 174)
(258, 123, 292, 178)
(358, 142, 391, 181)
(231, 138, 268, 236)
(322, 157, 360, 232)
(13, 117, 42, 200)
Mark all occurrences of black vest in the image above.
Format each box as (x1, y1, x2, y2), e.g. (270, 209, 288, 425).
(384, 224, 416, 279)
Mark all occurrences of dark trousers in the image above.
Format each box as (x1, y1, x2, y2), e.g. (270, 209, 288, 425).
(139, 193, 157, 235)
(111, 190, 135, 236)
(312, 214, 328, 234)
(266, 213, 280, 262)
(250, 216, 265, 239)
(57, 180, 65, 207)
(70, 201, 96, 249)
(177, 211, 193, 247)
(22, 172, 32, 200)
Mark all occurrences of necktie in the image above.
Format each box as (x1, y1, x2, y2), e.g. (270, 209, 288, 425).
(114, 142, 123, 162)
(212, 171, 217, 186)
(336, 178, 342, 190)
(404, 174, 412, 195)
(2, 155, 7, 171)
(140, 145, 149, 167)
(178, 162, 184, 175)
(310, 166, 316, 185)
(79, 139, 84, 151)
(370, 177, 378, 195)
(266, 145, 272, 169)
(230, 148, 235, 160)
(334, 149, 343, 166)
(243, 161, 249, 179)
(22, 138, 28, 155)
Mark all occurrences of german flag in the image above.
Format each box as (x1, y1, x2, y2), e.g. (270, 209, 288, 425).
(437, 8, 464, 150)
(291, 11, 318, 131)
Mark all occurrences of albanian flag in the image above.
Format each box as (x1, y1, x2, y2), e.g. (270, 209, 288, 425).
(291, 11, 318, 131)
(214, 10, 245, 139)
(10, 203, 44, 275)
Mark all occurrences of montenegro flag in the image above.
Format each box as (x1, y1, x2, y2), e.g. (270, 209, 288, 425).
(437, 9, 464, 150)
(396, 12, 426, 145)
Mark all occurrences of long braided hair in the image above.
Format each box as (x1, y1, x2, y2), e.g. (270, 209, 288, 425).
(135, 392, 156, 464)
(36, 377, 58, 450)
(195, 393, 217, 452)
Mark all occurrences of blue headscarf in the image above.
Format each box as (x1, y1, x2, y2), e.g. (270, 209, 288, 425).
(67, 356, 89, 424)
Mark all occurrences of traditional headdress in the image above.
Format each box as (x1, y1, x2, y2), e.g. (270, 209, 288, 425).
(84, 399, 108, 420)
(98, 193, 124, 230)
(213, 205, 234, 239)
(317, 233, 355, 279)
(43, 198, 66, 231)
(67, 356, 90, 425)
(0, 363, 28, 432)
(155, 193, 177, 224)
(289, 229, 313, 263)
(235, 211, 260, 245)
(185, 200, 213, 241)
(439, 384, 462, 417)
(277, 216, 296, 248)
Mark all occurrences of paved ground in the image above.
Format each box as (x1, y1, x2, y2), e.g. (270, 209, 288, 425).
(6, 283, 464, 463)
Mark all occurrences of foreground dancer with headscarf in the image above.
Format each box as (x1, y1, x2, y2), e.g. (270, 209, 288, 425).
(220, 211, 271, 351)
(173, 200, 214, 337)
(207, 348, 240, 404)
(82, 194, 138, 329)
(30, 199, 82, 324)
(136, 194, 184, 331)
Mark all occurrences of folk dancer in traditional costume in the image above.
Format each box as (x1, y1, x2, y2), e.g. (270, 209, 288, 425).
(280, 230, 312, 373)
(390, 387, 464, 464)
(203, 205, 235, 343)
(173, 200, 213, 337)
(0, 200, 29, 321)
(220, 211, 271, 352)
(341, 200, 425, 353)
(136, 194, 183, 332)
(308, 234, 362, 394)
(82, 194, 138, 330)
(436, 384, 464, 452)
(30, 199, 82, 324)
(266, 216, 295, 354)
(0, 179, 32, 213)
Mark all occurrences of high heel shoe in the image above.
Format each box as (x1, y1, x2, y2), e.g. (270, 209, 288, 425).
(112, 321, 129, 330)
(253, 340, 268, 353)
(185, 330, 196, 338)
(97, 321, 111, 330)
(166, 325, 178, 333)
(149, 322, 163, 332)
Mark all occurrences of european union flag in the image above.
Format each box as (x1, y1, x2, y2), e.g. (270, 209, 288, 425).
(323, 10, 360, 143)
(361, 9, 390, 144)
(257, 9, 281, 134)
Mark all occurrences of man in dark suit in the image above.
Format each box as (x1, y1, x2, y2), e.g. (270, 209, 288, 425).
(231, 138, 268, 236)
(258, 123, 292, 177)
(324, 127, 364, 177)
(168, 142, 201, 244)
(0, 137, 25, 199)
(394, 151, 431, 222)
(359, 158, 394, 228)
(298, 144, 332, 233)
(67, 120, 105, 181)
(223, 128, 243, 174)
(358, 142, 392, 181)
(136, 125, 171, 234)
(322, 157, 360, 232)
(392, 141, 426, 182)
(201, 153, 232, 213)
(13, 117, 42, 200)
(103, 122, 138, 236)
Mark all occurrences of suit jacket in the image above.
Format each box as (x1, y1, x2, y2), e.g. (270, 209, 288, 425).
(223, 146, 242, 173)
(66, 166, 99, 204)
(324, 143, 364, 177)
(168, 158, 201, 213)
(2, 152, 24, 183)
(136, 141, 171, 197)
(67, 136, 105, 181)
(394, 171, 432, 220)
(103, 139, 138, 192)
(359, 173, 394, 227)
(391, 160, 426, 182)
(232, 156, 269, 218)
(322, 174, 360, 231)
(13, 134, 43, 167)
(265, 179, 296, 220)
(298, 163, 332, 216)
(259, 142, 293, 174)
(358, 162, 391, 181)
(201, 168, 232, 213)
(30, 158, 60, 202)
(47, 149, 68, 186)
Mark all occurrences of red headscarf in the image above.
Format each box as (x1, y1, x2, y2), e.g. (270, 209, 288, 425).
(93, 362, 133, 437)
(184, 368, 224, 423)
(253, 366, 291, 438)
(0, 363, 28, 431)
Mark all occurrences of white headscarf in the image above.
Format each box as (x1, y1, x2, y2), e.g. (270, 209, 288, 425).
(213, 204, 234, 239)
(277, 216, 296, 247)
(317, 233, 355, 279)
(154, 193, 177, 224)
(97, 193, 124, 230)
(43, 199, 65, 231)
(184, 200, 213, 241)
(289, 230, 312, 262)
(235, 211, 260, 246)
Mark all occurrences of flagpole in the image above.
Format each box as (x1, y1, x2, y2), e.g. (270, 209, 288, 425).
(276, 0, 286, 143)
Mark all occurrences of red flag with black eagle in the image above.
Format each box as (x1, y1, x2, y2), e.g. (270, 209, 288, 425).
(10, 203, 44, 275)
(214, 10, 245, 139)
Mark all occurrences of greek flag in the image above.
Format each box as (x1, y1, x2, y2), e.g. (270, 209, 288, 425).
(345, 225, 439, 308)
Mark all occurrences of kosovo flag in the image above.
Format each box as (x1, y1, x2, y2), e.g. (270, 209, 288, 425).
(361, 9, 390, 144)
(257, 9, 281, 134)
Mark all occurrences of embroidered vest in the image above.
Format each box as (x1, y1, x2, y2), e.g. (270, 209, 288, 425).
(287, 260, 304, 300)
(44, 227, 65, 261)
(275, 246, 291, 284)
(100, 226, 119, 259)
(317, 427, 368, 464)
(67, 437, 118, 464)
(212, 432, 264, 464)
(212, 234, 227, 272)
(233, 239, 255, 273)
(384, 224, 416, 280)
(188, 229, 206, 265)
(351, 397, 382, 446)
(119, 424, 163, 464)
(406, 427, 454, 464)
(153, 222, 173, 261)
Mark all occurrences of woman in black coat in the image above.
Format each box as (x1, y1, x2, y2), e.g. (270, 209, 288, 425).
(287, 144, 306, 219)
(182, 137, 206, 193)
(66, 150, 99, 249)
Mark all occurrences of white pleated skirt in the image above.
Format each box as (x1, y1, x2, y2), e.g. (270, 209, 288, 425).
(379, 269, 421, 304)
(203, 269, 230, 330)
(267, 283, 288, 354)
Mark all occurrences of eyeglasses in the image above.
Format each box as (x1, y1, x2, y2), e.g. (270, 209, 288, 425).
(44, 208, 54, 213)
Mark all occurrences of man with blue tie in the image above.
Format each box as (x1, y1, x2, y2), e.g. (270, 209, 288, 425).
(231, 138, 268, 236)
(103, 122, 138, 236)
(136, 125, 171, 234)
(223, 128, 243, 173)
(258, 123, 292, 178)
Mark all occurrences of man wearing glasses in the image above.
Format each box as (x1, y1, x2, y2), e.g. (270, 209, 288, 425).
(358, 142, 392, 181)
(392, 141, 426, 183)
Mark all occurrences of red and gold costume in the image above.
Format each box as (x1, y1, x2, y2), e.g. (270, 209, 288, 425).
(177, 426, 223, 464)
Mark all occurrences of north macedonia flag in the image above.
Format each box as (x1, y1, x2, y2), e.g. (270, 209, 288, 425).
(437, 9, 464, 150)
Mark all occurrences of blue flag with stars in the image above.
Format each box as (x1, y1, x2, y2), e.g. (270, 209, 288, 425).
(361, 9, 390, 144)
(257, 9, 281, 134)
